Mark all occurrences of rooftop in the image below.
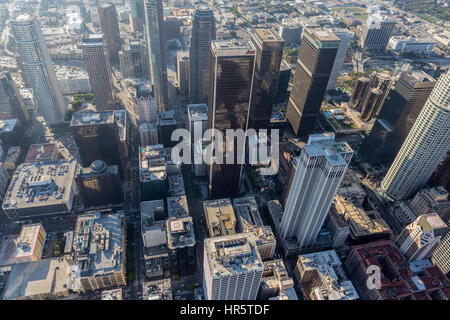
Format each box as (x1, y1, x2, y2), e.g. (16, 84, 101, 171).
(303, 134, 353, 167)
(25, 144, 58, 163)
(0, 119, 18, 133)
(15, 224, 45, 259)
(203, 198, 237, 237)
(167, 216, 196, 249)
(142, 279, 172, 300)
(168, 174, 185, 196)
(187, 103, 208, 122)
(70, 211, 124, 280)
(211, 39, 255, 57)
(167, 195, 189, 218)
(304, 27, 340, 44)
(139, 145, 180, 183)
(204, 233, 264, 277)
(2, 257, 71, 300)
(261, 259, 295, 296)
(334, 194, 392, 238)
(71, 110, 127, 141)
(101, 288, 122, 300)
(252, 28, 284, 43)
(2, 160, 77, 212)
(297, 250, 358, 300)
(82, 34, 104, 45)
(232, 196, 263, 232)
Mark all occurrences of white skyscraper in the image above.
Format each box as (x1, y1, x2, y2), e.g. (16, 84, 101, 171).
(380, 71, 450, 202)
(326, 29, 354, 91)
(10, 14, 66, 124)
(203, 233, 264, 300)
(279, 134, 353, 249)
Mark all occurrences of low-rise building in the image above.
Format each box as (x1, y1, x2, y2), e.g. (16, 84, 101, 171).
(167, 216, 197, 276)
(259, 259, 297, 300)
(142, 278, 172, 300)
(203, 198, 236, 238)
(101, 288, 122, 300)
(388, 36, 435, 54)
(2, 160, 77, 220)
(25, 143, 58, 163)
(2, 256, 72, 300)
(345, 240, 450, 300)
(295, 250, 358, 300)
(3, 146, 21, 171)
(68, 211, 126, 292)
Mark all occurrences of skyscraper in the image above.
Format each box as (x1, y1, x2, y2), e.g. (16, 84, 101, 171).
(285, 28, 340, 137)
(82, 34, 116, 111)
(248, 28, 284, 130)
(144, 0, 169, 110)
(359, 71, 435, 166)
(349, 76, 370, 109)
(10, 13, 65, 125)
(189, 3, 215, 103)
(203, 233, 264, 300)
(432, 230, 450, 277)
(119, 40, 149, 79)
(207, 40, 256, 198)
(75, 160, 124, 208)
(279, 134, 353, 249)
(98, 3, 122, 65)
(359, 87, 384, 122)
(177, 50, 189, 95)
(361, 15, 395, 52)
(395, 213, 447, 261)
(71, 111, 126, 177)
(0, 72, 31, 125)
(128, 0, 145, 32)
(326, 28, 354, 91)
(380, 71, 450, 202)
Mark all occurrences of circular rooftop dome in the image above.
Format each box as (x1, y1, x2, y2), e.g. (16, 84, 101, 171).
(91, 160, 107, 173)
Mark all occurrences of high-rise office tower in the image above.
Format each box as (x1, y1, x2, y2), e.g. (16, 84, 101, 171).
(349, 76, 370, 109)
(128, 0, 145, 32)
(137, 85, 157, 124)
(0, 162, 11, 199)
(279, 134, 353, 249)
(429, 153, 450, 193)
(359, 71, 435, 166)
(10, 14, 66, 125)
(207, 40, 256, 198)
(432, 230, 450, 277)
(144, 0, 169, 110)
(248, 28, 284, 130)
(395, 213, 447, 261)
(119, 40, 149, 79)
(82, 34, 116, 111)
(71, 111, 126, 176)
(75, 160, 124, 208)
(359, 87, 384, 122)
(286, 28, 340, 137)
(326, 28, 353, 91)
(361, 15, 395, 52)
(380, 71, 450, 202)
(275, 59, 291, 104)
(177, 50, 189, 95)
(189, 3, 215, 104)
(203, 233, 264, 300)
(167, 216, 197, 276)
(98, 3, 122, 65)
(0, 72, 31, 125)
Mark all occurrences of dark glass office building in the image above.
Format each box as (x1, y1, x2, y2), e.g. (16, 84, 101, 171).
(285, 28, 340, 137)
(359, 71, 435, 166)
(71, 111, 126, 177)
(248, 28, 284, 130)
(275, 59, 292, 104)
(189, 3, 216, 104)
(207, 40, 256, 198)
(76, 160, 124, 209)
